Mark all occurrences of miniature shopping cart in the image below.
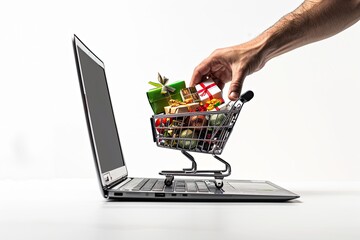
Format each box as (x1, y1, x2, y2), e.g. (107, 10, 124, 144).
(150, 91, 254, 188)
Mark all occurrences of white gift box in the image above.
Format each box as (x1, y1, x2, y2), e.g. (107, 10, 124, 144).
(194, 79, 222, 104)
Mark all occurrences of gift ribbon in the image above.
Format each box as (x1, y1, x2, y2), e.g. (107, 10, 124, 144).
(148, 73, 176, 95)
(197, 82, 217, 100)
(214, 101, 220, 111)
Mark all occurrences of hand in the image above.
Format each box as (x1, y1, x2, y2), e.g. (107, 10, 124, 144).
(190, 41, 266, 101)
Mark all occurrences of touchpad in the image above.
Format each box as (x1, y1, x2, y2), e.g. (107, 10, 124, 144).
(224, 180, 282, 195)
(229, 182, 278, 191)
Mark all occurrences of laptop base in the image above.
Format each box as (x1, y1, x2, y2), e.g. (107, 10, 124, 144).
(107, 178, 299, 201)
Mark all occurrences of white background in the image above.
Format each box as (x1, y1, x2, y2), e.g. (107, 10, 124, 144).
(1, 0, 359, 182)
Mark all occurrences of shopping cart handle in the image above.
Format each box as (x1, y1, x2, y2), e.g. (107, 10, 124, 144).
(240, 90, 254, 103)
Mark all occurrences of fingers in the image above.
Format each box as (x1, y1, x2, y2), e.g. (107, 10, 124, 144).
(189, 58, 211, 87)
(228, 68, 246, 101)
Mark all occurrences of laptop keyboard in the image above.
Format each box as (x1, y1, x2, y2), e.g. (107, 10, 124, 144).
(121, 178, 210, 193)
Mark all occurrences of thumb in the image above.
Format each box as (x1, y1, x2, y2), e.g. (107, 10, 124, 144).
(228, 69, 245, 101)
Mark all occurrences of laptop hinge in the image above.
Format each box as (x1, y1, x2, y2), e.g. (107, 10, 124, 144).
(105, 175, 128, 190)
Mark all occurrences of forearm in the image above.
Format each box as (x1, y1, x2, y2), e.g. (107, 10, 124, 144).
(191, 0, 360, 99)
(255, 0, 360, 65)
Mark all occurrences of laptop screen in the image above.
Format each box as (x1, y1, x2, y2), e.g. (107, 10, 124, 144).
(74, 38, 126, 176)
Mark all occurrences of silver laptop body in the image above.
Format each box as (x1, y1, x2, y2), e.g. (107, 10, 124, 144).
(73, 35, 299, 201)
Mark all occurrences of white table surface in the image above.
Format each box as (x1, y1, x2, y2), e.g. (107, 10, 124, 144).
(1, 179, 359, 240)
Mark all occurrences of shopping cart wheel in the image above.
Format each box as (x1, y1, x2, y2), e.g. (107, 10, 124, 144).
(215, 179, 224, 189)
(165, 175, 174, 186)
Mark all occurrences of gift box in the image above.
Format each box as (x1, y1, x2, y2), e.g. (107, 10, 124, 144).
(204, 98, 226, 111)
(180, 87, 200, 104)
(195, 79, 223, 104)
(147, 80, 186, 114)
(164, 102, 199, 114)
(209, 102, 230, 111)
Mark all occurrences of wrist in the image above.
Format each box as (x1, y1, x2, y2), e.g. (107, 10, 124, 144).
(231, 34, 269, 75)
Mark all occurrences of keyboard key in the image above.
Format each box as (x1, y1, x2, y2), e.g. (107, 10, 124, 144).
(141, 179, 157, 191)
(196, 181, 209, 192)
(175, 181, 186, 192)
(186, 182, 198, 192)
(176, 181, 185, 187)
(132, 179, 148, 191)
(152, 180, 165, 191)
(120, 178, 143, 191)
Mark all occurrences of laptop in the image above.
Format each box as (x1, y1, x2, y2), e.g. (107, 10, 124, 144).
(72, 34, 299, 201)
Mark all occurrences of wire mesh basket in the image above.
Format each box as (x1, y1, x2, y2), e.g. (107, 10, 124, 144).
(150, 91, 254, 188)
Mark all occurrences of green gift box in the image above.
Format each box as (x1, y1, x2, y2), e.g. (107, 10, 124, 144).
(147, 80, 186, 114)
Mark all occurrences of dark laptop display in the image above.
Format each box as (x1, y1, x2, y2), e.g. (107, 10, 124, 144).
(76, 46, 125, 173)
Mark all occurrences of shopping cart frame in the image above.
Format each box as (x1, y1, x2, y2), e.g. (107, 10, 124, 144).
(150, 91, 254, 188)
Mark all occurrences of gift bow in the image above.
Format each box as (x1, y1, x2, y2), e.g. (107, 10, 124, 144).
(148, 73, 176, 94)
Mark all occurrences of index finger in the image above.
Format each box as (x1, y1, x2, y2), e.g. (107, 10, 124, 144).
(189, 59, 211, 87)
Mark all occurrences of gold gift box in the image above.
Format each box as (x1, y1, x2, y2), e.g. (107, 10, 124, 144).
(180, 87, 200, 104)
(164, 103, 200, 114)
